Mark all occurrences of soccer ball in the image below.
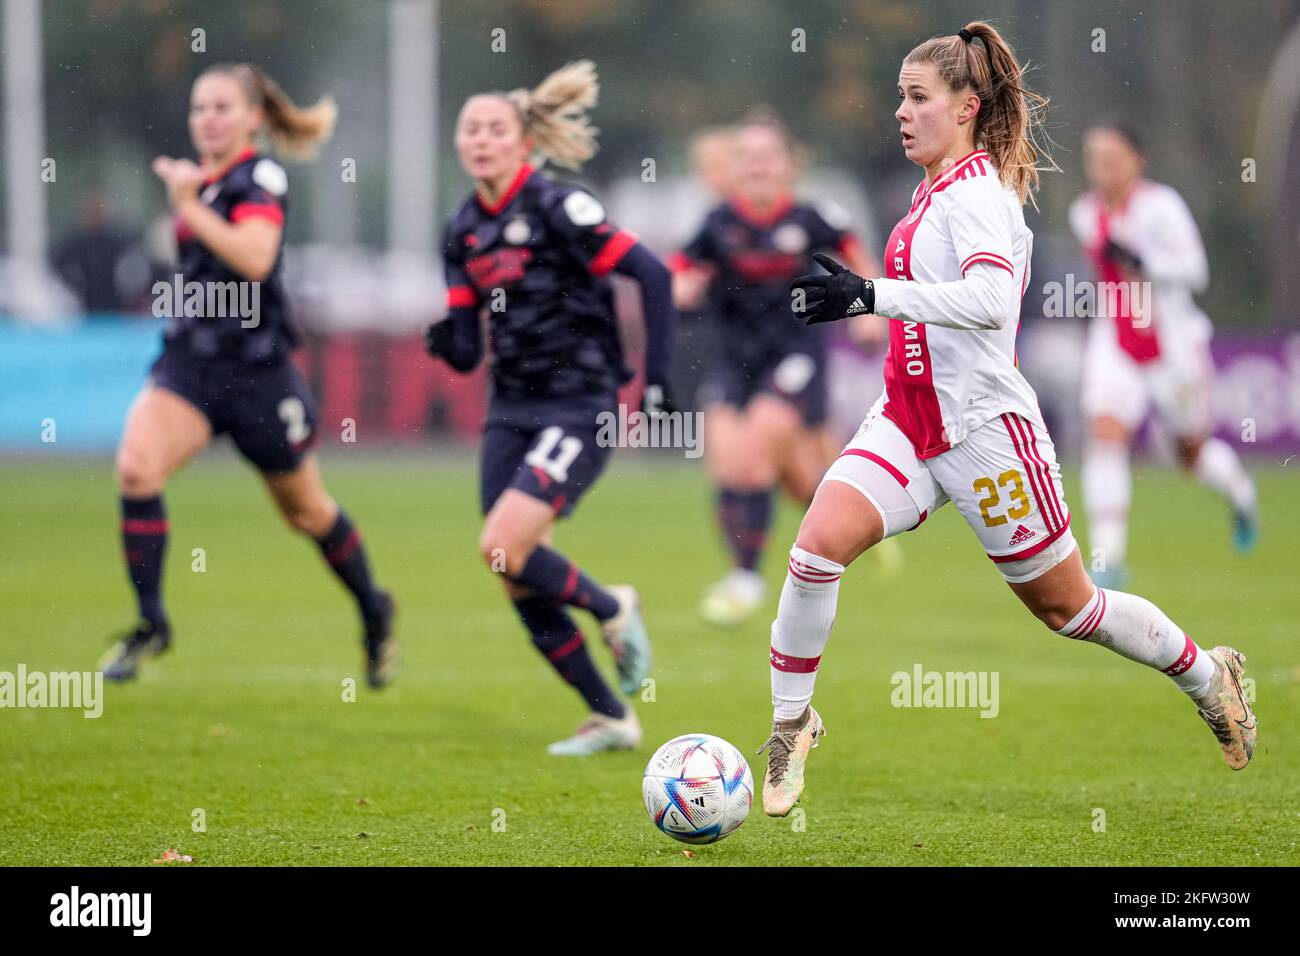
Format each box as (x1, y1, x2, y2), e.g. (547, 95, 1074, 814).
(642, 733, 754, 844)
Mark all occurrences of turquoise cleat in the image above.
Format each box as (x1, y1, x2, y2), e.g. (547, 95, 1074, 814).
(1232, 506, 1259, 554)
(546, 708, 642, 756)
(603, 585, 652, 695)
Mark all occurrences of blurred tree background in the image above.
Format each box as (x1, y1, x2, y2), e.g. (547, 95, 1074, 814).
(18, 0, 1300, 325)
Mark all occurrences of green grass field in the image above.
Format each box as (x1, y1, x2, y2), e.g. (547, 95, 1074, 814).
(0, 451, 1295, 866)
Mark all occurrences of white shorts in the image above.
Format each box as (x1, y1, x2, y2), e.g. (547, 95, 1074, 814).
(823, 407, 1076, 583)
(1080, 318, 1214, 438)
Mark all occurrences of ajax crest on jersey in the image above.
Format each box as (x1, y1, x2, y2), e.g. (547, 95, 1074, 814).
(503, 216, 531, 245)
(642, 733, 754, 844)
(772, 223, 808, 254)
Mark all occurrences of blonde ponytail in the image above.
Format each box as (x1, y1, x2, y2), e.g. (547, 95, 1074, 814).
(204, 63, 337, 161)
(904, 22, 1055, 205)
(505, 60, 600, 171)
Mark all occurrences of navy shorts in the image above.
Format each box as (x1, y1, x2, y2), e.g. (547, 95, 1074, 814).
(698, 348, 828, 427)
(480, 394, 616, 518)
(149, 347, 319, 474)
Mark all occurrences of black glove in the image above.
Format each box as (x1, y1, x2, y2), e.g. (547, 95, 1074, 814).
(1103, 238, 1143, 273)
(424, 319, 454, 359)
(642, 381, 677, 418)
(788, 253, 875, 325)
(423, 315, 484, 372)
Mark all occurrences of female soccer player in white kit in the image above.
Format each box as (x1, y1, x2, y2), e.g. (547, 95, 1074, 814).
(758, 22, 1257, 817)
(1070, 123, 1258, 588)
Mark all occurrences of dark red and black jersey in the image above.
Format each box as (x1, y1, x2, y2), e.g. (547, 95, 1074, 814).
(674, 197, 862, 358)
(444, 164, 638, 401)
(166, 147, 296, 364)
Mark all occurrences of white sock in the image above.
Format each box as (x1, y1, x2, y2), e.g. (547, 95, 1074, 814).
(1082, 440, 1131, 572)
(770, 546, 843, 720)
(1193, 437, 1256, 512)
(1056, 587, 1217, 697)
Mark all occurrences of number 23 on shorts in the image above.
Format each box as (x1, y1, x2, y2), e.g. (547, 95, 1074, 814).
(972, 469, 1031, 527)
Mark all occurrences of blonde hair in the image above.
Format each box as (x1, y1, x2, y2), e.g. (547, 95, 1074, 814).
(502, 60, 600, 171)
(202, 63, 337, 161)
(904, 21, 1055, 204)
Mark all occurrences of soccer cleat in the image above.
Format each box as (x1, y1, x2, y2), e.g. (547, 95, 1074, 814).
(1194, 646, 1257, 770)
(364, 590, 400, 690)
(546, 707, 642, 756)
(99, 619, 172, 682)
(699, 569, 765, 628)
(1231, 505, 1259, 554)
(602, 584, 651, 695)
(757, 705, 825, 816)
(1088, 566, 1131, 590)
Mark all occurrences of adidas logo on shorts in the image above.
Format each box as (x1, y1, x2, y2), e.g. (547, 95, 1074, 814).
(1008, 524, 1036, 548)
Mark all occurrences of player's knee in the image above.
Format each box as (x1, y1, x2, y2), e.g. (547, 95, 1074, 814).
(501, 578, 532, 601)
(278, 497, 335, 537)
(1037, 604, 1076, 633)
(478, 530, 529, 575)
(115, 447, 162, 496)
(1175, 437, 1202, 470)
(793, 524, 857, 569)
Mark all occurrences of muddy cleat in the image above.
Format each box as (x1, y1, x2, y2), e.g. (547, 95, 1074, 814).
(602, 585, 651, 695)
(546, 707, 642, 756)
(757, 705, 825, 816)
(364, 590, 400, 690)
(1194, 646, 1257, 770)
(699, 569, 765, 628)
(99, 619, 171, 682)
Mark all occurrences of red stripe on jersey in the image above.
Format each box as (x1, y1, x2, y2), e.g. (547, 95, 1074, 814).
(988, 515, 1072, 563)
(836, 448, 910, 488)
(911, 150, 989, 210)
(668, 251, 701, 273)
(446, 285, 478, 308)
(231, 202, 284, 226)
(476, 163, 534, 216)
(960, 251, 1014, 275)
(879, 154, 997, 460)
(1001, 414, 1058, 533)
(589, 229, 637, 276)
(201, 147, 257, 187)
(769, 646, 821, 673)
(1090, 199, 1160, 363)
(730, 193, 795, 228)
